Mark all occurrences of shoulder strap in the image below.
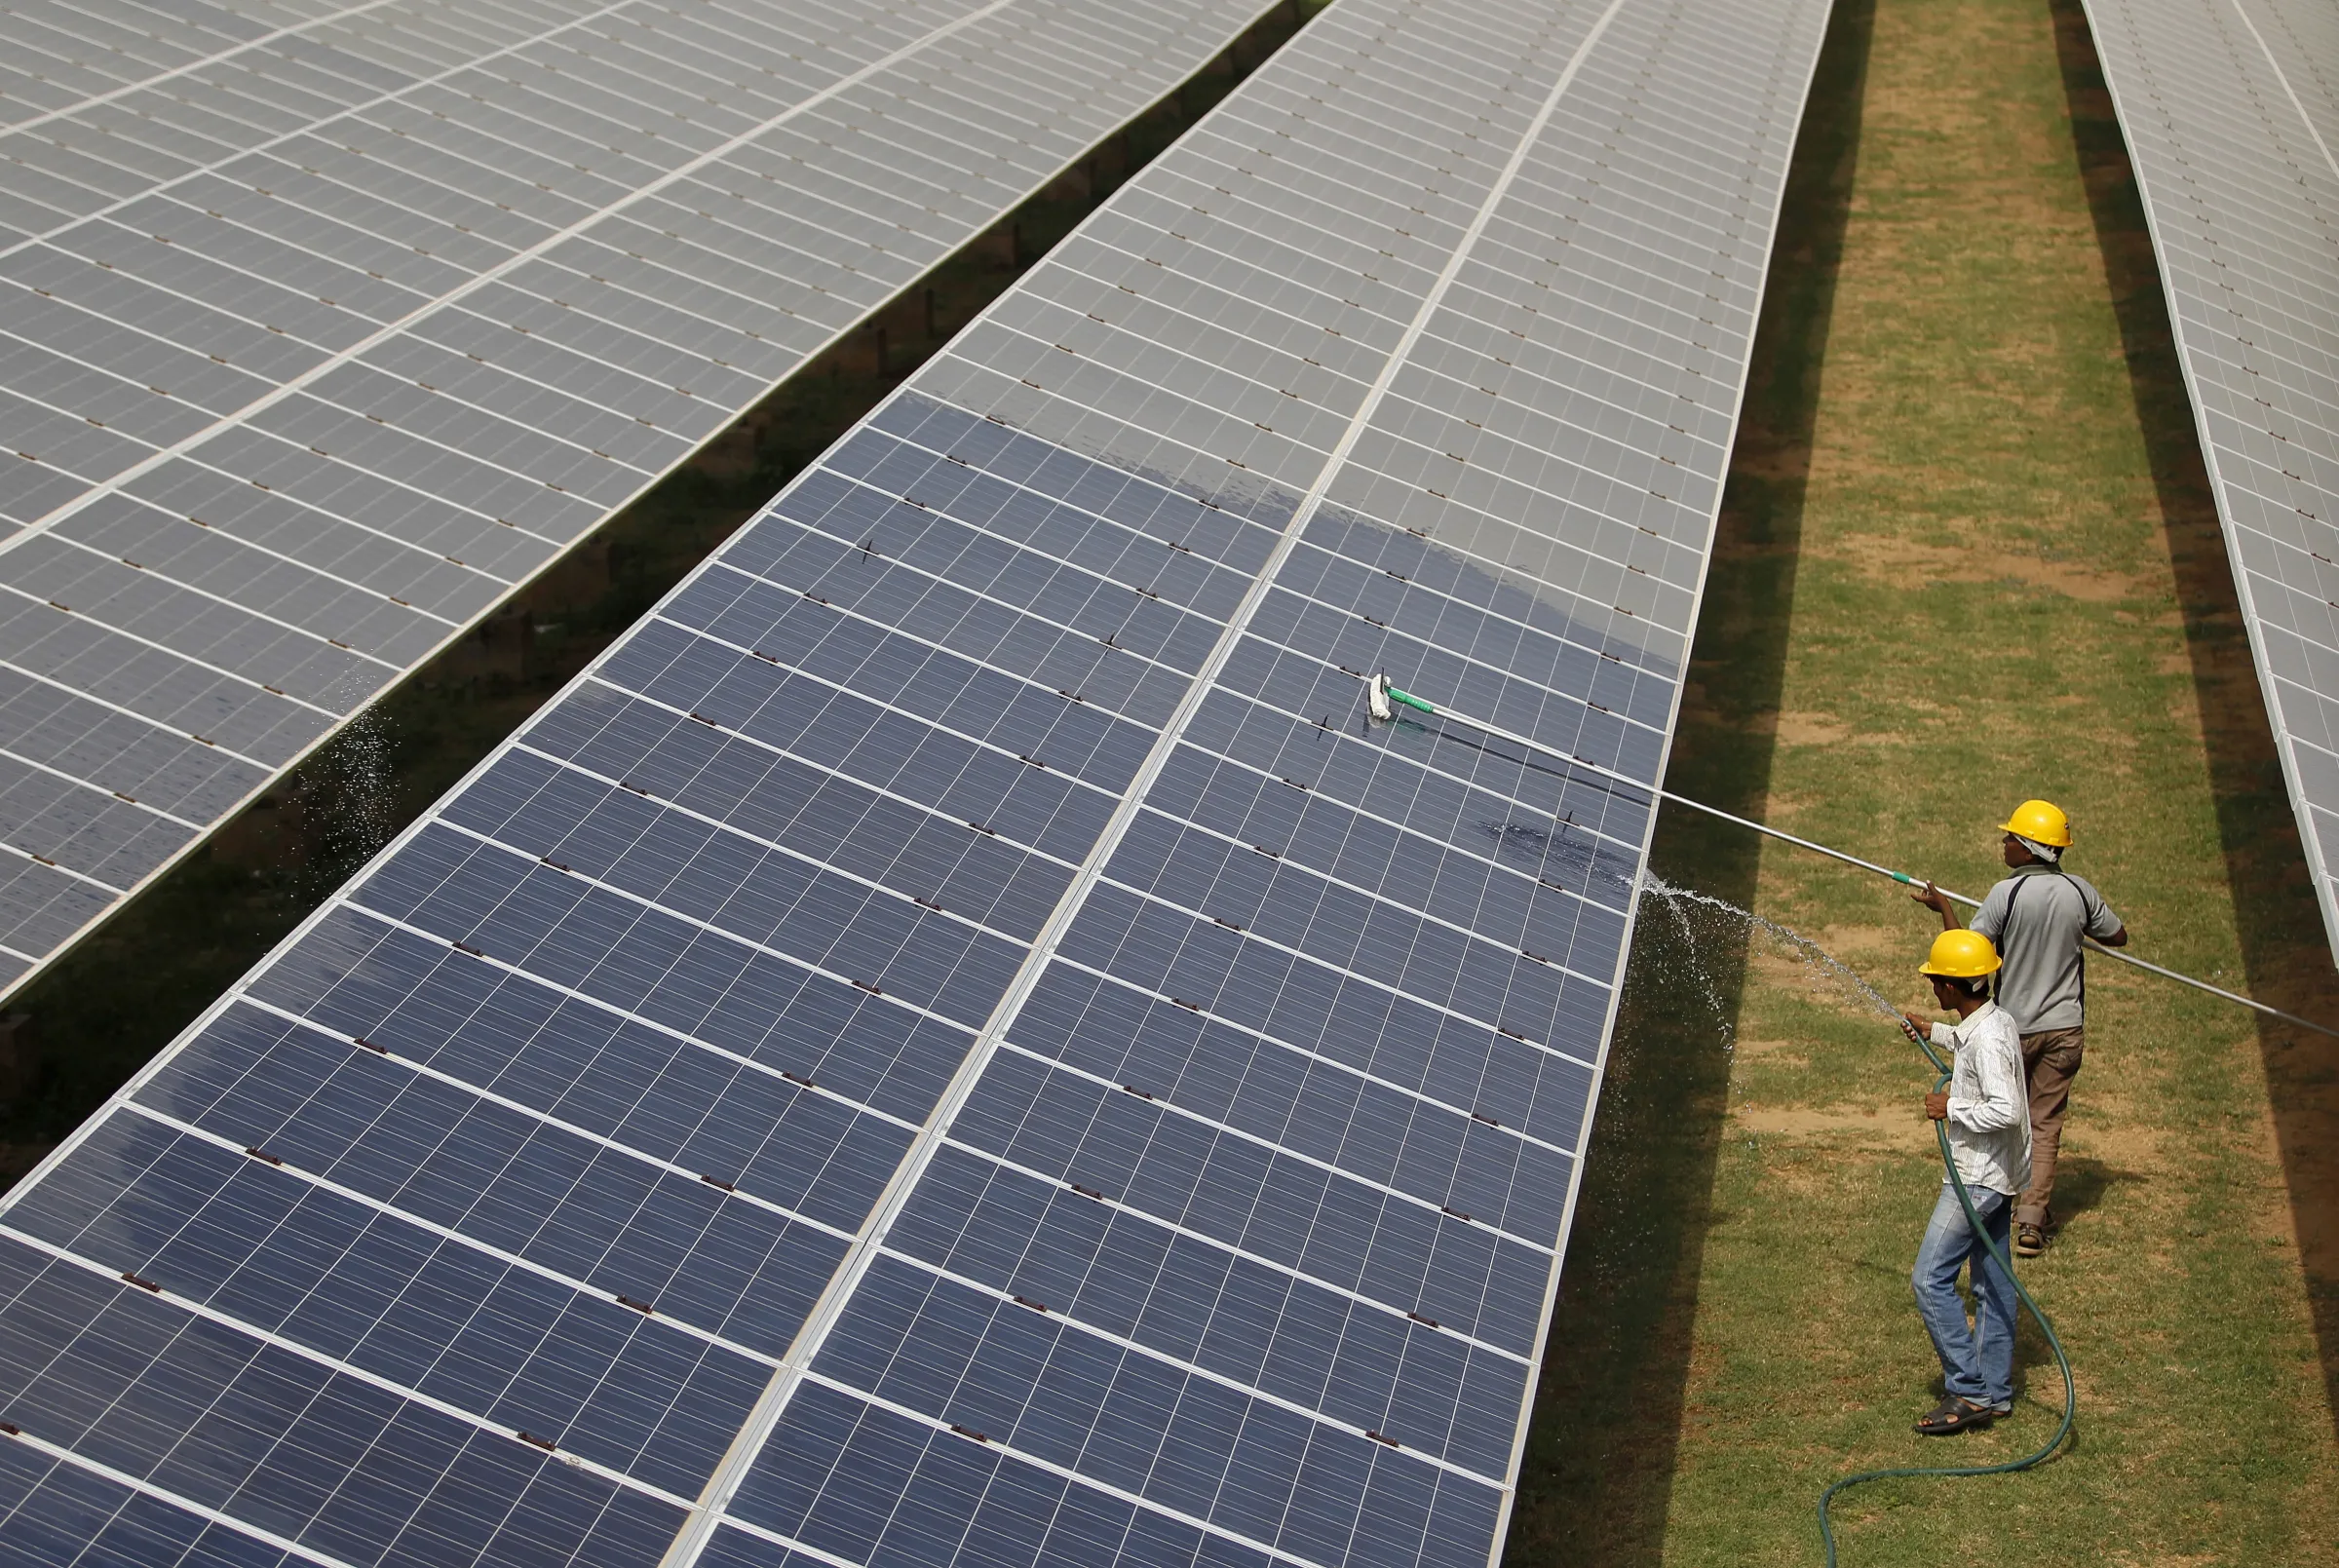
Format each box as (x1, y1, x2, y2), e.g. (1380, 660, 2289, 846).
(1993, 876, 2023, 1007)
(2040, 866, 2088, 1012)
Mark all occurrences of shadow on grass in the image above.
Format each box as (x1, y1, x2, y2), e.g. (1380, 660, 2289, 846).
(1500, 0, 1876, 1558)
(2049, 0, 2339, 1436)
(2042, 1154, 2126, 1229)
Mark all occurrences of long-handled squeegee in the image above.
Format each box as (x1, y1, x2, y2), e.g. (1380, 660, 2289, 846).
(1364, 672, 2336, 1037)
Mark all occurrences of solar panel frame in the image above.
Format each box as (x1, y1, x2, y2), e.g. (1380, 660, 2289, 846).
(2079, 0, 2339, 962)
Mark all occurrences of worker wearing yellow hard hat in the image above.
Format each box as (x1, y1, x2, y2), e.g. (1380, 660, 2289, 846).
(1908, 799, 2126, 1258)
(1899, 927, 2030, 1434)
(1917, 928, 2004, 979)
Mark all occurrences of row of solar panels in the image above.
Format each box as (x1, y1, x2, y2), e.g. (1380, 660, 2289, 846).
(0, 0, 1840, 1562)
(0, 0, 1279, 995)
(2079, 0, 2339, 964)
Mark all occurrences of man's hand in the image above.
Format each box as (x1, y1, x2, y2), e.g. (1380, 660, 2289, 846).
(1900, 1012, 1932, 1041)
(1924, 1091, 1949, 1121)
(1909, 880, 1957, 929)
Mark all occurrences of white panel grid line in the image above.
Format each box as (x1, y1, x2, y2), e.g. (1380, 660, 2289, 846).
(0, 1223, 703, 1511)
(512, 718, 1085, 878)
(933, 1130, 1536, 1365)
(0, 1424, 363, 1568)
(879, 389, 1684, 688)
(0, 651, 278, 768)
(1128, 792, 1625, 989)
(629, 616, 1132, 804)
(22, 524, 429, 663)
(111, 1096, 789, 1370)
(494, 745, 1044, 948)
(0, 584, 370, 711)
(993, 1037, 1560, 1255)
(1203, 679, 1652, 860)
(1253, 593, 1674, 734)
(333, 893, 974, 1098)
(158, 987, 879, 1235)
(425, 814, 1025, 1000)
(217, 997, 884, 1226)
(0, 741, 207, 828)
(51, 503, 477, 629)
(788, 1368, 1340, 1568)
(3, 2, 416, 142)
(1, 0, 654, 256)
(228, 986, 905, 1219)
(708, 527, 1205, 688)
(1096, 853, 1615, 996)
(863, 1243, 1509, 1485)
(1046, 947, 1595, 1138)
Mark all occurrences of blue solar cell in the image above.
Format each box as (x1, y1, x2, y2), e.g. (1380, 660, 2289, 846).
(0, 1238, 686, 1567)
(12, 1115, 765, 1499)
(134, 1003, 856, 1358)
(0, 1437, 297, 1568)
(725, 1378, 1284, 1568)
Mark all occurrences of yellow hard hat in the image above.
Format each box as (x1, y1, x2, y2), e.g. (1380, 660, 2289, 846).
(1919, 929, 2003, 978)
(1999, 798, 2071, 848)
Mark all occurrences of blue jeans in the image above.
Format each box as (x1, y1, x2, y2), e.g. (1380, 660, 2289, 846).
(1911, 1182, 2018, 1410)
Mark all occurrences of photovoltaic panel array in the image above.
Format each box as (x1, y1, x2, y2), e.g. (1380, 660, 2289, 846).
(0, 0, 1280, 1001)
(0, 0, 1835, 1563)
(2081, 0, 2339, 961)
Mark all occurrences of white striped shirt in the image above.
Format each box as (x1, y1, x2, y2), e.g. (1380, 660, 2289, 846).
(1928, 1001, 2032, 1197)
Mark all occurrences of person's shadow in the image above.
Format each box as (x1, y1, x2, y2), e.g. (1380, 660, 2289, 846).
(2010, 1154, 2130, 1405)
(2043, 1155, 2121, 1233)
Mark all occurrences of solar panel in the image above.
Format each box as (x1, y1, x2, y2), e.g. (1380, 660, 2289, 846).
(0, 0, 1283, 1001)
(0, 0, 1835, 1562)
(2080, 0, 2339, 961)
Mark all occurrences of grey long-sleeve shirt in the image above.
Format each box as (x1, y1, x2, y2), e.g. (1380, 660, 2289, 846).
(1928, 1001, 2032, 1197)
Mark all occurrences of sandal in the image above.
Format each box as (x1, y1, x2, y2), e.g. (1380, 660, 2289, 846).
(2014, 1224, 2046, 1258)
(1914, 1396, 1996, 1435)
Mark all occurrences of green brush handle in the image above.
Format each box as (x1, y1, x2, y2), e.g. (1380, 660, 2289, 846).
(1384, 684, 1438, 715)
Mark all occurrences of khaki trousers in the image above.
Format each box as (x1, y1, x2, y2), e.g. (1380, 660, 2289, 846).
(2015, 1026, 2085, 1229)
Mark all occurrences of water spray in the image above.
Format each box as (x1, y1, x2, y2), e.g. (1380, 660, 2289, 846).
(1364, 673, 2335, 1038)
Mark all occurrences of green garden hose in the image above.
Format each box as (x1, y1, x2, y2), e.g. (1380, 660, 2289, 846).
(1815, 1022, 2077, 1564)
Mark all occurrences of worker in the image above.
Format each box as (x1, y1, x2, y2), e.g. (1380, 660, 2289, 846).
(1900, 929, 2031, 1434)
(1910, 799, 2126, 1258)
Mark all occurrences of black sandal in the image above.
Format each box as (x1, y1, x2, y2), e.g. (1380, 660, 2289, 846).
(1914, 1396, 1996, 1435)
